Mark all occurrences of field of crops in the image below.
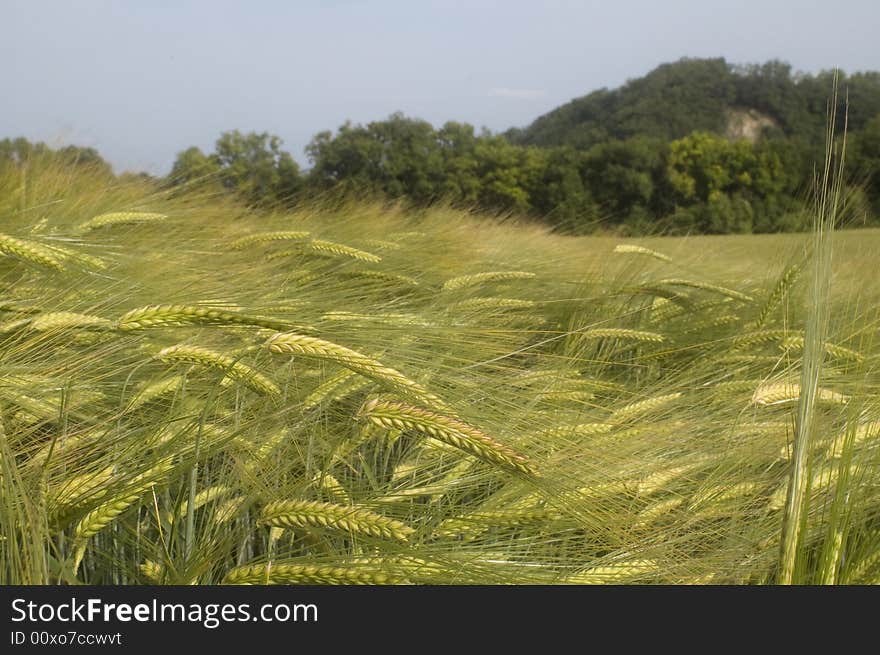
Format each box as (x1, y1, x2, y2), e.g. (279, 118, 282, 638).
(1, 163, 878, 585)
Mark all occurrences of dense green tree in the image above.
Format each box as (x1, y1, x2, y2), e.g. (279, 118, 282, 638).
(0, 138, 112, 177)
(666, 131, 785, 204)
(0, 137, 51, 165)
(526, 147, 597, 230)
(213, 131, 302, 204)
(366, 114, 445, 202)
(581, 137, 666, 221)
(850, 114, 880, 214)
(307, 114, 451, 203)
(435, 121, 481, 203)
(307, 123, 387, 194)
(55, 146, 113, 175)
(472, 136, 544, 213)
(168, 131, 302, 206)
(169, 146, 221, 185)
(663, 132, 799, 233)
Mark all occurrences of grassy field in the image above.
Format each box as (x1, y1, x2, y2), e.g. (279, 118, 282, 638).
(1, 163, 878, 585)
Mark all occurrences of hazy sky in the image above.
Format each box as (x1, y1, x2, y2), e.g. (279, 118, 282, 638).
(3, 0, 878, 174)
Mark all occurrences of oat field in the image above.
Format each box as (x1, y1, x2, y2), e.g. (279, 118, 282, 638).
(1, 162, 878, 585)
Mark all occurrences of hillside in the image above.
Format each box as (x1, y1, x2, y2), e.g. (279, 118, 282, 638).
(506, 58, 880, 149)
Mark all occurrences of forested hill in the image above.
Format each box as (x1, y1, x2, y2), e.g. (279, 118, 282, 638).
(506, 58, 880, 149)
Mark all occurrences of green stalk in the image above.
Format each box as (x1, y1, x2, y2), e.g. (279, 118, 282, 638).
(778, 76, 846, 584)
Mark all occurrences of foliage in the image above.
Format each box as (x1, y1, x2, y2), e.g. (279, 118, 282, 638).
(0, 137, 113, 178)
(296, 58, 880, 232)
(850, 115, 880, 214)
(510, 58, 880, 149)
(169, 131, 302, 206)
(9, 57, 880, 234)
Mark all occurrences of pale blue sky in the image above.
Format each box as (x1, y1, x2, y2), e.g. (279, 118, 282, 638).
(3, 0, 878, 174)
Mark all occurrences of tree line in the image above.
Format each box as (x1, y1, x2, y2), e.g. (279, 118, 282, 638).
(167, 117, 880, 234)
(4, 58, 880, 234)
(166, 58, 880, 233)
